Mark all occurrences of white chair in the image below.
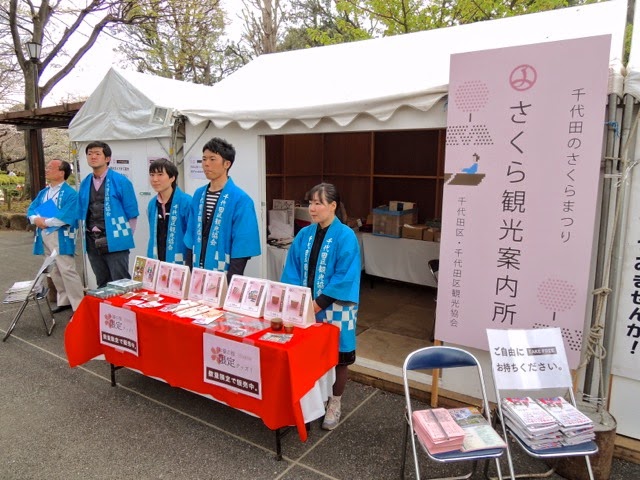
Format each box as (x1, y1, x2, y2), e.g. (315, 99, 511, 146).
(400, 346, 505, 479)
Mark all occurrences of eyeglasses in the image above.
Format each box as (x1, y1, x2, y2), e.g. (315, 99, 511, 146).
(44, 165, 63, 171)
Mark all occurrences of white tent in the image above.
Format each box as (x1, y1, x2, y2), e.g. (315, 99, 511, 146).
(180, 0, 626, 130)
(70, 68, 214, 141)
(69, 1, 631, 415)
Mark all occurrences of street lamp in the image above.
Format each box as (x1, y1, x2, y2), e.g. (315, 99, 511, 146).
(24, 40, 44, 199)
(25, 41, 41, 108)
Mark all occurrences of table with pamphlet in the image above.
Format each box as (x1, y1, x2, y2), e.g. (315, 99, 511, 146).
(64, 293, 339, 456)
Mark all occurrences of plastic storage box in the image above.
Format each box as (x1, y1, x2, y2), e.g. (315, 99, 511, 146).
(372, 206, 417, 238)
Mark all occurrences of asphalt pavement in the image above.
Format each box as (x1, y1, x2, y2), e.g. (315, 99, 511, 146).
(1, 229, 638, 480)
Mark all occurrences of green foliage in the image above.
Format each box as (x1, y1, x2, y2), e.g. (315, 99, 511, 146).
(0, 173, 25, 187)
(116, 0, 232, 85)
(295, 0, 582, 46)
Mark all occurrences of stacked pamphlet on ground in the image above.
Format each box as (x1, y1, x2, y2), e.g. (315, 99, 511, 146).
(448, 407, 506, 452)
(502, 397, 563, 451)
(412, 408, 466, 454)
(3, 280, 38, 303)
(535, 397, 595, 446)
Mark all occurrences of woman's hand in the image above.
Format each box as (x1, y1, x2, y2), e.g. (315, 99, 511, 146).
(313, 301, 322, 314)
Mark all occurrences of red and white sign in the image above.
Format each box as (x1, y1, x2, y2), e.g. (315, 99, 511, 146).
(203, 333, 261, 399)
(99, 303, 139, 356)
(436, 35, 611, 367)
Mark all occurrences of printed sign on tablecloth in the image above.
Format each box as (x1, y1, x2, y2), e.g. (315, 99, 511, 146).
(99, 303, 139, 356)
(203, 333, 261, 399)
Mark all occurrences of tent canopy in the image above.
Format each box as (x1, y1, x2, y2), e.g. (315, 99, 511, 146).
(69, 68, 214, 141)
(180, 1, 626, 131)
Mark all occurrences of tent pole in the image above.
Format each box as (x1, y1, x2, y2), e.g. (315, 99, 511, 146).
(600, 94, 638, 404)
(583, 93, 621, 399)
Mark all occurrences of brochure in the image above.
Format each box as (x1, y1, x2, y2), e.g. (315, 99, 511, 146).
(223, 275, 249, 314)
(201, 270, 227, 307)
(239, 278, 267, 317)
(448, 407, 506, 452)
(263, 281, 287, 321)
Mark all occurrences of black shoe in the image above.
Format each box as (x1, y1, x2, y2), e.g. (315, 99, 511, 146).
(51, 305, 72, 314)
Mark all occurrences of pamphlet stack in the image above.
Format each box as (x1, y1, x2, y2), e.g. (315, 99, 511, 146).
(411, 408, 465, 454)
(535, 397, 595, 446)
(502, 397, 594, 450)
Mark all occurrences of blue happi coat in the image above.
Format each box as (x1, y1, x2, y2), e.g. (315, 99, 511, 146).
(146, 187, 192, 264)
(27, 182, 80, 256)
(184, 177, 261, 271)
(281, 217, 361, 352)
(78, 168, 139, 252)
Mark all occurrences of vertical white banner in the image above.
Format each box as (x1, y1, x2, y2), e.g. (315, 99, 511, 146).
(436, 36, 611, 368)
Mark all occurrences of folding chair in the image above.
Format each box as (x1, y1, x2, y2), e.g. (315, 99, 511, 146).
(400, 346, 505, 480)
(427, 259, 439, 342)
(428, 259, 439, 286)
(487, 328, 598, 480)
(2, 250, 57, 342)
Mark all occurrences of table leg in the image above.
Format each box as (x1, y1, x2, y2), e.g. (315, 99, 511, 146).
(275, 428, 283, 461)
(110, 364, 123, 387)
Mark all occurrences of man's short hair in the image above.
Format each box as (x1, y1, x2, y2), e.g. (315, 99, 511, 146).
(59, 160, 72, 180)
(149, 158, 178, 188)
(85, 141, 112, 159)
(203, 137, 235, 168)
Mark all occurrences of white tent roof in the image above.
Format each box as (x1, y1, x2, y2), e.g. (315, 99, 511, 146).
(69, 68, 215, 141)
(180, 0, 626, 131)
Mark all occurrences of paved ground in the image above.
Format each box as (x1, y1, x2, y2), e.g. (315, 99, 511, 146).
(1, 229, 639, 480)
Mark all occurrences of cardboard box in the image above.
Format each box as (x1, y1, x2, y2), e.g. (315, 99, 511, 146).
(372, 206, 417, 238)
(422, 228, 434, 241)
(423, 227, 440, 242)
(389, 200, 416, 212)
(402, 224, 429, 240)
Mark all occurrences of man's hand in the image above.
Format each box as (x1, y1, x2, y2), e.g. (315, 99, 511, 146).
(34, 217, 48, 229)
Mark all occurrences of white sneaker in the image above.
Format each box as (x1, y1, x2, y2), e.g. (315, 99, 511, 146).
(322, 397, 341, 430)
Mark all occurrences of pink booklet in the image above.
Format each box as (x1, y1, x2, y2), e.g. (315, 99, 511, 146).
(412, 409, 465, 454)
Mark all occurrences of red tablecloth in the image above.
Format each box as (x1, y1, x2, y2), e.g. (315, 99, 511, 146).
(65, 295, 339, 441)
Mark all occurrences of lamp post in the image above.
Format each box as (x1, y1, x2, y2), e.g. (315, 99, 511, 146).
(25, 40, 45, 199)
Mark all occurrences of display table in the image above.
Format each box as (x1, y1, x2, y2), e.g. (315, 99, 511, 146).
(65, 295, 339, 450)
(360, 233, 440, 287)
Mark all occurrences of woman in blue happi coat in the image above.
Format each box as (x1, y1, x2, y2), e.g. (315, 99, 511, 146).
(147, 158, 192, 265)
(281, 183, 361, 431)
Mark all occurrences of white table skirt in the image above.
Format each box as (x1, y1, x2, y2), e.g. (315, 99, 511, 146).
(361, 233, 440, 287)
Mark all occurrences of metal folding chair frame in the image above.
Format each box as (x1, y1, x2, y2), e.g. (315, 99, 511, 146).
(400, 346, 505, 480)
(2, 251, 57, 342)
(492, 386, 597, 480)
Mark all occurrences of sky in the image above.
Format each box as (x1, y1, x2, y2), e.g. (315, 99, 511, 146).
(42, 0, 246, 108)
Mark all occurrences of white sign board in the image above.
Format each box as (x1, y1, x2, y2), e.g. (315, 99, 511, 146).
(487, 328, 571, 390)
(203, 333, 261, 399)
(99, 303, 139, 356)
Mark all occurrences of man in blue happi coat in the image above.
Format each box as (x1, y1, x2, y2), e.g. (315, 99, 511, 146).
(78, 141, 139, 287)
(28, 159, 84, 313)
(146, 158, 192, 265)
(184, 137, 260, 281)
